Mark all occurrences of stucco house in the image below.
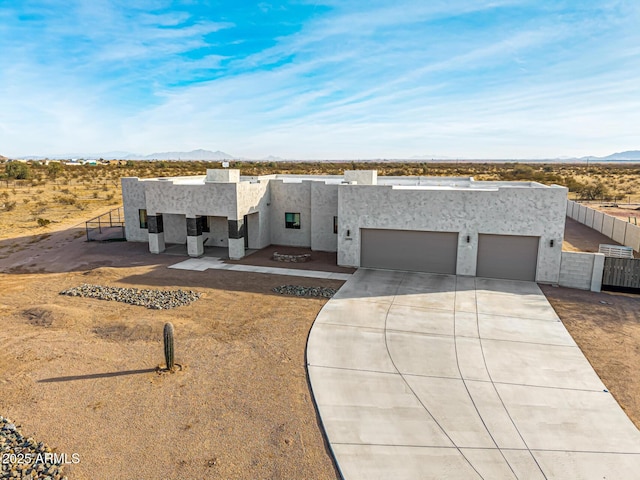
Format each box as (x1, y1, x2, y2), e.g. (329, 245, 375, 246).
(121, 169, 567, 283)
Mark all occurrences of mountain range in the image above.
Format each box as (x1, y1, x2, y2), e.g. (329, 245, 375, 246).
(4, 149, 640, 162)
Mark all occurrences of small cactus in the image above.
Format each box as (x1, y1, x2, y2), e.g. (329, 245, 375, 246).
(163, 322, 175, 371)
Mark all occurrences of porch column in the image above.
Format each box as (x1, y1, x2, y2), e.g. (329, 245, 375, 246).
(148, 214, 165, 254)
(186, 216, 204, 257)
(228, 218, 245, 260)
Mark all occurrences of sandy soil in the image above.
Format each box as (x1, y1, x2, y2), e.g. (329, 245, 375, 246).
(2, 201, 640, 479)
(563, 217, 639, 258)
(541, 285, 640, 428)
(0, 235, 342, 480)
(590, 203, 640, 221)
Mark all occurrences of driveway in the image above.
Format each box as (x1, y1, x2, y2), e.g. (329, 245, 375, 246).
(307, 269, 640, 479)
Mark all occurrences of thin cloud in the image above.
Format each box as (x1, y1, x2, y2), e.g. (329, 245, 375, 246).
(0, 0, 639, 158)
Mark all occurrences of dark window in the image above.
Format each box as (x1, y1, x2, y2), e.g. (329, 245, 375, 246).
(200, 216, 209, 233)
(285, 212, 300, 229)
(139, 209, 148, 229)
(333, 216, 338, 234)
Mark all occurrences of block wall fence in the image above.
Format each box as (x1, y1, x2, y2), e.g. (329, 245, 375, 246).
(566, 201, 640, 253)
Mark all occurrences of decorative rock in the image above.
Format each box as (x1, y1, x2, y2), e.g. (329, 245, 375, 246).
(272, 285, 337, 298)
(0, 416, 65, 479)
(59, 284, 201, 309)
(272, 252, 312, 263)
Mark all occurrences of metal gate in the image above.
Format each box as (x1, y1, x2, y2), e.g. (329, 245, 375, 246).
(602, 257, 640, 289)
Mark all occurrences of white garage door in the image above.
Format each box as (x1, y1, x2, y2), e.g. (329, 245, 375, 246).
(476, 234, 539, 281)
(360, 229, 458, 274)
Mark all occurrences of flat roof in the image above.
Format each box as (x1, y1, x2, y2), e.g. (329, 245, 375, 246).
(138, 173, 550, 189)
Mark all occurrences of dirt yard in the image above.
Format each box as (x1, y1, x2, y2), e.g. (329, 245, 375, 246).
(540, 285, 640, 428)
(0, 233, 342, 480)
(563, 217, 640, 258)
(2, 196, 640, 479)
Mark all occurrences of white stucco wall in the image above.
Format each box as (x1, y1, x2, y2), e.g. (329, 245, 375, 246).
(269, 180, 312, 247)
(337, 183, 567, 283)
(207, 216, 228, 247)
(163, 213, 187, 244)
(592, 210, 605, 232)
(121, 177, 149, 242)
(311, 182, 339, 252)
(236, 180, 271, 249)
(144, 180, 237, 218)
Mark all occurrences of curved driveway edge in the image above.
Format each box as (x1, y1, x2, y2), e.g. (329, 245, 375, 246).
(307, 268, 640, 479)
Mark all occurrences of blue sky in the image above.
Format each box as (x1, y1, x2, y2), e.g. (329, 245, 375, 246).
(1, 0, 639, 159)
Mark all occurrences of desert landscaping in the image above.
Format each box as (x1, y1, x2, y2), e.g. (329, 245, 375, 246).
(1, 160, 640, 479)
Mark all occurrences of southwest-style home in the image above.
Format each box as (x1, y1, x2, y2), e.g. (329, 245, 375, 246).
(121, 169, 567, 283)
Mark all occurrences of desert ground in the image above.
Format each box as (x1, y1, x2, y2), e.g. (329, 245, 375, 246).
(1, 160, 640, 479)
(0, 235, 344, 480)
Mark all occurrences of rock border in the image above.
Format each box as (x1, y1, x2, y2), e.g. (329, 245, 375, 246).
(59, 284, 201, 310)
(272, 252, 311, 263)
(272, 285, 337, 298)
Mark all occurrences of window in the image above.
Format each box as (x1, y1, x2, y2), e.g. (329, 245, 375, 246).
(285, 212, 300, 229)
(333, 216, 338, 234)
(139, 209, 148, 229)
(200, 216, 209, 233)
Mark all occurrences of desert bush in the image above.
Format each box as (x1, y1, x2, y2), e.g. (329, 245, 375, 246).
(23, 198, 30, 204)
(36, 218, 51, 227)
(5, 162, 31, 179)
(55, 195, 77, 205)
(47, 162, 64, 179)
(4, 201, 16, 211)
(577, 182, 609, 201)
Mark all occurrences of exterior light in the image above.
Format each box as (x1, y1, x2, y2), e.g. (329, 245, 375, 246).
(466, 235, 470, 243)
(550, 239, 554, 247)
(346, 229, 351, 237)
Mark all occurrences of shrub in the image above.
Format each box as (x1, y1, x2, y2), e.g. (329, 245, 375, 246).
(5, 162, 31, 179)
(37, 218, 51, 227)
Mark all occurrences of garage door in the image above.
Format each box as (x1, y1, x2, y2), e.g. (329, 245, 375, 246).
(476, 234, 539, 281)
(360, 229, 458, 274)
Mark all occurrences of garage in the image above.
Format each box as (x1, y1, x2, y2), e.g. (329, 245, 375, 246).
(476, 234, 539, 281)
(360, 229, 458, 274)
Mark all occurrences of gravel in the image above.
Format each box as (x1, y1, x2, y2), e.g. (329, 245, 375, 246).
(59, 284, 201, 309)
(272, 285, 337, 298)
(1, 416, 67, 479)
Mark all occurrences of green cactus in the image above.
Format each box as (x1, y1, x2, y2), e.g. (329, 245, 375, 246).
(163, 322, 175, 371)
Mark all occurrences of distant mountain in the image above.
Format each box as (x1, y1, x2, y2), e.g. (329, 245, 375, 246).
(17, 149, 235, 161)
(600, 150, 640, 160)
(410, 154, 452, 160)
(134, 149, 234, 161)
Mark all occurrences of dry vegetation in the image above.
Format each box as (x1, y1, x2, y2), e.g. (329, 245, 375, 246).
(1, 159, 638, 260)
(1, 158, 639, 479)
(2, 160, 639, 231)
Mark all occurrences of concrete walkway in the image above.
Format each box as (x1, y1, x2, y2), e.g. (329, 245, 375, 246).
(168, 256, 352, 280)
(307, 269, 640, 479)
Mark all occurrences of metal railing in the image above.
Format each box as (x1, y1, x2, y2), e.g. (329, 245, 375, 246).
(85, 207, 125, 242)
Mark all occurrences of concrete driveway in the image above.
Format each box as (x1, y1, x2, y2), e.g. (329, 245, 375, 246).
(307, 269, 640, 479)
